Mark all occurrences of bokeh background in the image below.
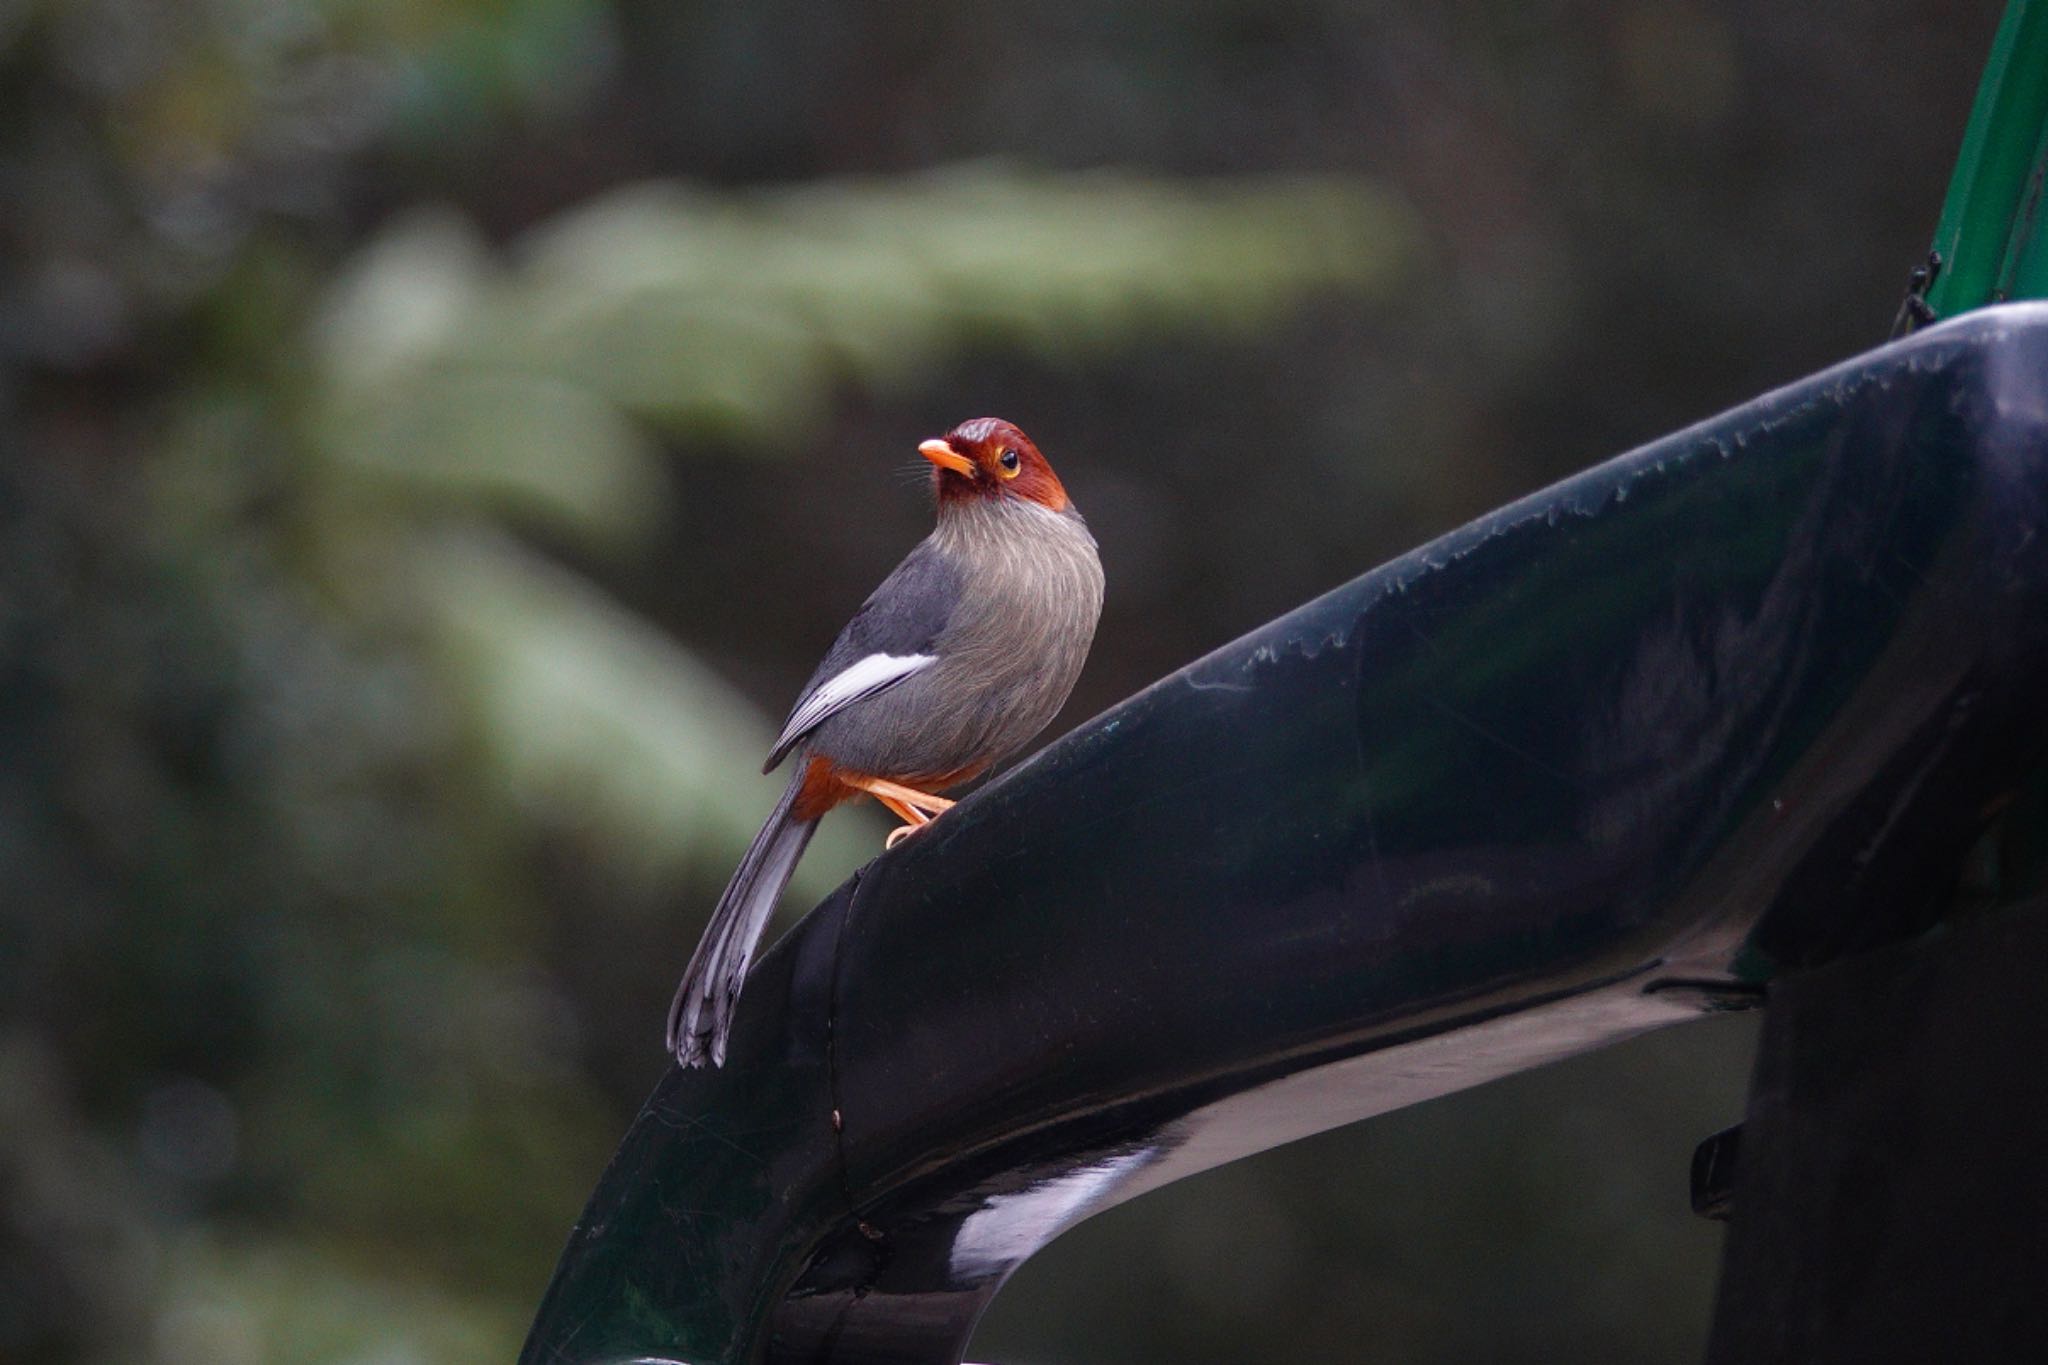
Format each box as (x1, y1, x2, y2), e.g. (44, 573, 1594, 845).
(0, 1, 2003, 1361)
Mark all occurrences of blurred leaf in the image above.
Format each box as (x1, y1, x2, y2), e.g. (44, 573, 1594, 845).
(374, 0, 621, 139)
(311, 208, 495, 397)
(314, 368, 668, 543)
(151, 1233, 527, 1364)
(415, 529, 877, 899)
(327, 164, 1418, 457)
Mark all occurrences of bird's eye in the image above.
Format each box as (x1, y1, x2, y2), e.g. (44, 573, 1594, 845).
(997, 448, 1021, 477)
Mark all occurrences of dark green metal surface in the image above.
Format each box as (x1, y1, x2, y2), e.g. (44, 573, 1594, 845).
(1705, 894, 2048, 1363)
(521, 305, 2048, 1365)
(1921, 0, 2048, 317)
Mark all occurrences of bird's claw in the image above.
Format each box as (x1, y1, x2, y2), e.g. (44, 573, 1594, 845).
(885, 823, 920, 850)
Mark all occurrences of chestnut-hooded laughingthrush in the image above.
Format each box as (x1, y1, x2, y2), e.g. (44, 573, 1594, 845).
(667, 418, 1103, 1067)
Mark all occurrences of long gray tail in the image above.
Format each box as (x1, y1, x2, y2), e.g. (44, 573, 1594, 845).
(666, 772, 819, 1067)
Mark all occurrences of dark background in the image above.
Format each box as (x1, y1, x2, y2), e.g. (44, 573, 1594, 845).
(0, 1, 1998, 1360)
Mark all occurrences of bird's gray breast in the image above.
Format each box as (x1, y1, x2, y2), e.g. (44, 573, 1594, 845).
(812, 500, 1103, 782)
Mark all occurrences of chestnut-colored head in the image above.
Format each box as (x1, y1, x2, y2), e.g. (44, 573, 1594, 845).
(917, 418, 1071, 513)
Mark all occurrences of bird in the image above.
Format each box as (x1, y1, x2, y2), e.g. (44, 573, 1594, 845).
(666, 417, 1104, 1067)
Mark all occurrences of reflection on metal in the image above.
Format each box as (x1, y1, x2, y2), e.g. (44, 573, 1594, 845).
(522, 304, 2048, 1364)
(948, 1147, 1156, 1280)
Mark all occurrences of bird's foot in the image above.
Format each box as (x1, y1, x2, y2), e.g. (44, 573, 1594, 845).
(846, 775, 956, 850)
(879, 798, 939, 850)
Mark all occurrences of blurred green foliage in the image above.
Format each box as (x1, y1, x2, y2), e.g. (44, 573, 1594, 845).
(296, 169, 1405, 889)
(4, 1, 1411, 1360)
(1, 0, 1996, 1361)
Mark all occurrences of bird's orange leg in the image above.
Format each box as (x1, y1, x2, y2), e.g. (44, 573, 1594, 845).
(873, 793, 930, 848)
(857, 777, 956, 816)
(842, 775, 957, 849)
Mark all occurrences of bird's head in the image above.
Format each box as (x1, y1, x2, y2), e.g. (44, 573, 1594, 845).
(918, 418, 1071, 513)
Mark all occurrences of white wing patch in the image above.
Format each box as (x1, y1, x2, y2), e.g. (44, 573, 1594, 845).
(768, 652, 936, 767)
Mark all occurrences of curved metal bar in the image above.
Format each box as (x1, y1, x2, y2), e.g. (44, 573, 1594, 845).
(521, 304, 2048, 1365)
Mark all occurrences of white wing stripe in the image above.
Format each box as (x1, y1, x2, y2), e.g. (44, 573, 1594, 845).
(773, 652, 935, 757)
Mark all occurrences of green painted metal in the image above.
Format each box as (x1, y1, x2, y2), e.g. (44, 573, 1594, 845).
(1922, 0, 2048, 317)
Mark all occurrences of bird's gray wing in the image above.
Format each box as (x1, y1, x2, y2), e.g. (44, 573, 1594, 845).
(763, 537, 962, 772)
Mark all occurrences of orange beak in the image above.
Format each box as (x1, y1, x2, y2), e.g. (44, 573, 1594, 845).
(918, 438, 976, 477)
